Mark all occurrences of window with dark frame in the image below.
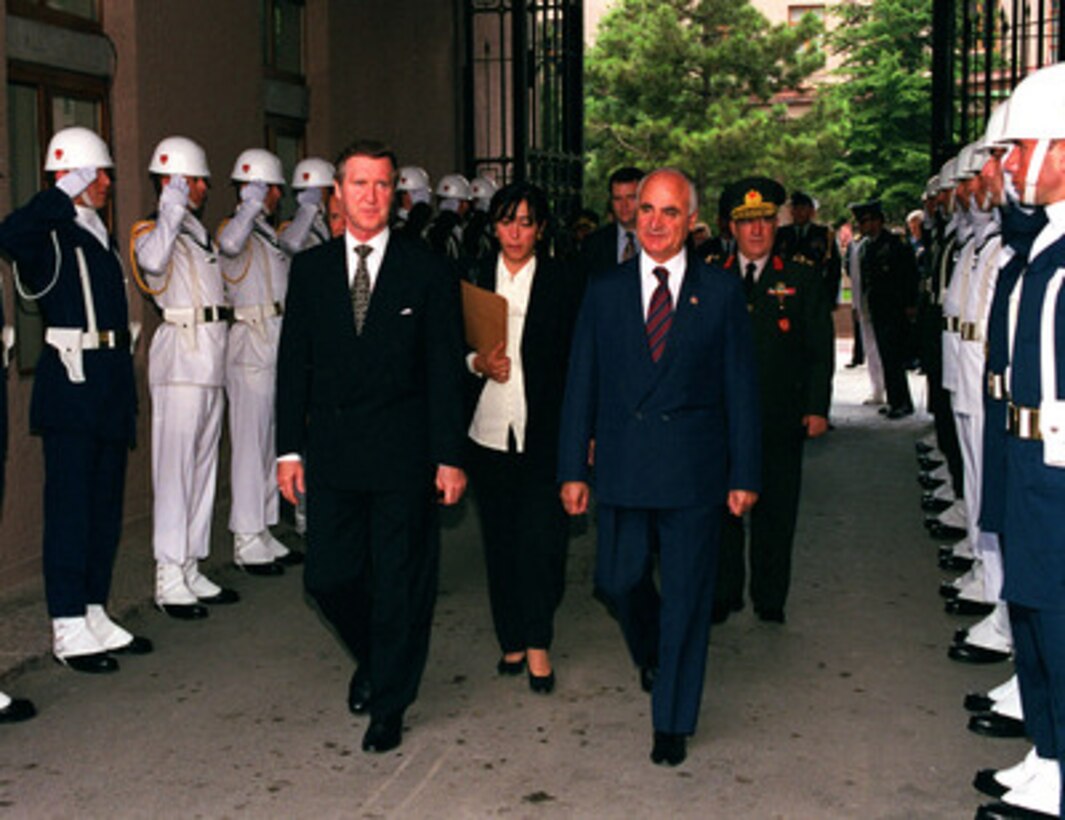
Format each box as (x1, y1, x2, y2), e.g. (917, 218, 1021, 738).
(8, 0, 100, 31)
(262, 0, 304, 80)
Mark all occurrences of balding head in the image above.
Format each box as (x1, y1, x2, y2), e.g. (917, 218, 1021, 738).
(636, 168, 699, 263)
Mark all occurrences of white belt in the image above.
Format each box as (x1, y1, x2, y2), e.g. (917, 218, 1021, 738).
(943, 315, 960, 333)
(1007, 402, 1041, 440)
(232, 302, 283, 324)
(987, 372, 1008, 401)
(960, 321, 981, 342)
(163, 305, 233, 325)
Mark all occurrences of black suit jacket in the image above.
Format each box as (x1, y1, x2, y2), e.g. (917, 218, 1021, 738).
(467, 254, 584, 480)
(276, 233, 466, 491)
(580, 223, 625, 279)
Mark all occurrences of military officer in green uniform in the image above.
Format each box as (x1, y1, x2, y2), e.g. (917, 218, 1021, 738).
(709, 178, 834, 624)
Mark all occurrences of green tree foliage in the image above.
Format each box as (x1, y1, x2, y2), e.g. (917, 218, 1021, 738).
(584, 0, 825, 221)
(812, 0, 933, 220)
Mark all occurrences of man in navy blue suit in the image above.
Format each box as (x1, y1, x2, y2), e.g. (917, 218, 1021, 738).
(558, 167, 761, 766)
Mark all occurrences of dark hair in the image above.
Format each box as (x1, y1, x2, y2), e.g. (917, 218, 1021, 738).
(333, 139, 398, 181)
(608, 166, 644, 189)
(488, 181, 550, 227)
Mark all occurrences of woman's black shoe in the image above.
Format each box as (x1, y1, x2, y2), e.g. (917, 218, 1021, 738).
(528, 670, 555, 694)
(496, 656, 525, 676)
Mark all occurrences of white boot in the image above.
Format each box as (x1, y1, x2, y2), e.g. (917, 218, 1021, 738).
(156, 562, 208, 619)
(182, 560, 239, 604)
(52, 616, 116, 673)
(85, 605, 134, 652)
(260, 529, 291, 560)
(233, 533, 283, 576)
(995, 747, 1051, 793)
(1000, 756, 1061, 816)
(989, 674, 1018, 704)
(966, 603, 1013, 653)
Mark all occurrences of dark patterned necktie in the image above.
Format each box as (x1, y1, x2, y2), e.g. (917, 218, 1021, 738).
(646, 266, 673, 363)
(622, 231, 637, 262)
(744, 261, 757, 300)
(352, 244, 372, 334)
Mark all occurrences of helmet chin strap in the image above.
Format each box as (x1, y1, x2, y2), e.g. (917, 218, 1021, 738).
(1023, 138, 1051, 206)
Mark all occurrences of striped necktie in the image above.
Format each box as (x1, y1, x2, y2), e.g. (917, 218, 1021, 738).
(646, 266, 673, 363)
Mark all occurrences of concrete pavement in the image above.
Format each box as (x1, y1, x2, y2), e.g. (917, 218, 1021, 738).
(0, 348, 1024, 818)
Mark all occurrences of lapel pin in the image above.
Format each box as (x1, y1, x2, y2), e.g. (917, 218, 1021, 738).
(689, 295, 699, 305)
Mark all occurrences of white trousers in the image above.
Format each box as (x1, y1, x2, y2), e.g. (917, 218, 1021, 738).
(151, 384, 224, 564)
(858, 303, 884, 398)
(226, 362, 279, 534)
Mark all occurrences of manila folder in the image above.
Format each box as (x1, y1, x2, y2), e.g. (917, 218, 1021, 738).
(460, 280, 507, 354)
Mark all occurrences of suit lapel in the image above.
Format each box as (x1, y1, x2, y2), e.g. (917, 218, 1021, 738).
(361, 237, 404, 338)
(322, 239, 355, 337)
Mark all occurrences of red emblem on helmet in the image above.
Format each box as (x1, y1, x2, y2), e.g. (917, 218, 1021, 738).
(242, 163, 251, 173)
(55, 149, 64, 161)
(160, 154, 168, 165)
(302, 172, 310, 181)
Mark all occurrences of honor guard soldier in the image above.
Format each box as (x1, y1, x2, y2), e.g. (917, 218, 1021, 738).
(132, 136, 239, 619)
(711, 178, 833, 624)
(973, 62, 1065, 820)
(425, 173, 472, 260)
(392, 165, 432, 240)
(0, 126, 151, 672)
(463, 175, 498, 261)
(217, 148, 299, 573)
(280, 157, 336, 255)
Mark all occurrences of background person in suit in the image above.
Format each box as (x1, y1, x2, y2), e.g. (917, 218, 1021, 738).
(466, 182, 584, 695)
(276, 140, 467, 755)
(558, 167, 761, 767)
(712, 178, 833, 626)
(579, 166, 645, 277)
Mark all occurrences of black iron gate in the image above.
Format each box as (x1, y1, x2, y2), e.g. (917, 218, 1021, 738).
(933, 0, 1063, 168)
(464, 0, 584, 221)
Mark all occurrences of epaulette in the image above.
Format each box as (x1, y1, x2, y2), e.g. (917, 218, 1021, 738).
(130, 219, 156, 240)
(790, 253, 816, 267)
(704, 253, 725, 265)
(216, 217, 231, 242)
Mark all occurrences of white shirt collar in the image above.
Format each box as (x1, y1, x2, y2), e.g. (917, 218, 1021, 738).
(737, 252, 768, 283)
(639, 250, 685, 313)
(74, 205, 109, 249)
(1029, 200, 1065, 264)
(344, 227, 390, 288)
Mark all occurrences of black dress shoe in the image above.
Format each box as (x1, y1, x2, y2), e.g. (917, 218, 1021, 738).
(711, 598, 743, 625)
(930, 523, 969, 541)
(198, 588, 240, 605)
(976, 800, 1059, 819)
(969, 712, 1026, 738)
(918, 456, 944, 471)
(886, 405, 914, 419)
(650, 732, 687, 766)
(348, 670, 371, 715)
(528, 670, 555, 694)
(940, 580, 962, 599)
(640, 665, 657, 694)
(945, 598, 997, 617)
(923, 496, 953, 513)
(949, 641, 1011, 663)
(362, 713, 403, 753)
(940, 552, 975, 572)
(756, 607, 786, 623)
(54, 652, 118, 674)
(233, 561, 284, 577)
(156, 602, 209, 620)
(110, 635, 154, 655)
(276, 550, 305, 567)
(0, 698, 36, 724)
(496, 656, 526, 676)
(964, 692, 996, 713)
(973, 768, 1011, 799)
(915, 441, 935, 455)
(919, 475, 946, 490)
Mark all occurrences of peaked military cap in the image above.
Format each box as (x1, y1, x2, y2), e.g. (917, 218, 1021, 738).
(724, 177, 786, 220)
(789, 190, 815, 208)
(849, 199, 884, 221)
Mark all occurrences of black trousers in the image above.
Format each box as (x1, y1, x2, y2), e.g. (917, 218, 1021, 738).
(717, 432, 804, 613)
(468, 442, 568, 652)
(42, 431, 127, 617)
(850, 308, 865, 365)
(303, 477, 439, 720)
(871, 308, 914, 411)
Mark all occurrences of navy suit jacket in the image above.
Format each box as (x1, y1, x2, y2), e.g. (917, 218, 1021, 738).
(276, 232, 467, 492)
(557, 252, 761, 509)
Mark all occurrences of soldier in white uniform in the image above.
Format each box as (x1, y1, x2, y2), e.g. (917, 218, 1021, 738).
(132, 137, 239, 619)
(217, 149, 294, 574)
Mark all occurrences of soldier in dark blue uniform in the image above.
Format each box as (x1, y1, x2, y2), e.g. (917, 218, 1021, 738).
(974, 63, 1065, 820)
(0, 127, 150, 674)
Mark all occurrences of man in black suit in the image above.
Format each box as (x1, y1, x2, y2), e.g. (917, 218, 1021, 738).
(276, 140, 468, 754)
(579, 166, 644, 277)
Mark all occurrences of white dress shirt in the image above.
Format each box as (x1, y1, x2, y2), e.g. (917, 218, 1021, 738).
(469, 255, 536, 453)
(639, 250, 686, 318)
(344, 227, 390, 289)
(737, 253, 769, 285)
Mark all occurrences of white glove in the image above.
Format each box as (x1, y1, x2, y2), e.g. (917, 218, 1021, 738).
(56, 167, 97, 200)
(410, 188, 431, 206)
(296, 188, 322, 208)
(159, 175, 189, 211)
(240, 181, 268, 206)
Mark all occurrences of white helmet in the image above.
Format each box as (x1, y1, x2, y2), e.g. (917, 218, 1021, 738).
(1001, 63, 1065, 141)
(291, 157, 335, 189)
(397, 166, 431, 193)
(149, 136, 210, 178)
(436, 173, 471, 201)
(924, 175, 940, 199)
(230, 148, 285, 185)
(938, 157, 958, 191)
(470, 175, 498, 203)
(44, 126, 113, 171)
(956, 142, 985, 179)
(980, 100, 1011, 151)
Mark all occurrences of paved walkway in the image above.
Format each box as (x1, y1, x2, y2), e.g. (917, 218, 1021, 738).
(0, 346, 1021, 818)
